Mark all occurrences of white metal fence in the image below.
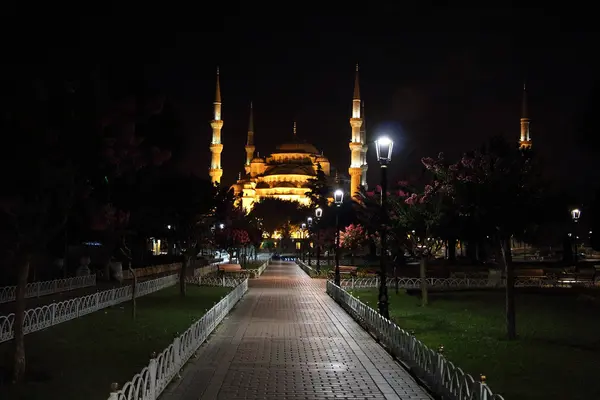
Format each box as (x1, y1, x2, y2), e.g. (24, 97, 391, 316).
(108, 278, 249, 400)
(0, 274, 177, 343)
(186, 276, 245, 287)
(327, 281, 504, 400)
(0, 275, 97, 304)
(338, 276, 599, 289)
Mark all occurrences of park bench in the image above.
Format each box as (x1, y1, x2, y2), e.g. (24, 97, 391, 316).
(328, 266, 358, 278)
(514, 268, 545, 280)
(559, 266, 597, 284)
(218, 264, 242, 272)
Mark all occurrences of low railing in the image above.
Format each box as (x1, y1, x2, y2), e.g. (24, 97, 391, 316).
(338, 276, 599, 289)
(327, 281, 505, 400)
(297, 260, 318, 277)
(0, 274, 177, 343)
(108, 278, 249, 400)
(186, 276, 245, 288)
(0, 275, 97, 304)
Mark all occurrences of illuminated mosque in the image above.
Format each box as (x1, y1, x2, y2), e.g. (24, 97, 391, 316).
(207, 66, 532, 213)
(207, 65, 368, 212)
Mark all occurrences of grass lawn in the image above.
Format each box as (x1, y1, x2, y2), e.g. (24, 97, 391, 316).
(0, 284, 231, 400)
(348, 288, 600, 400)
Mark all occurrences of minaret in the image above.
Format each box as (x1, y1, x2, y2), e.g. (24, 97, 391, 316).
(348, 64, 363, 199)
(293, 121, 297, 138)
(360, 101, 368, 189)
(245, 102, 255, 167)
(209, 67, 224, 184)
(519, 83, 532, 150)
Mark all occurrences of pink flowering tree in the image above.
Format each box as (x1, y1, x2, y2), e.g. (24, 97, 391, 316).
(339, 224, 368, 265)
(423, 136, 543, 339)
(392, 170, 452, 306)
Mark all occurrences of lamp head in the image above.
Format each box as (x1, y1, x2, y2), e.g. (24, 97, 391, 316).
(315, 207, 323, 219)
(571, 208, 581, 222)
(334, 189, 344, 205)
(375, 136, 394, 164)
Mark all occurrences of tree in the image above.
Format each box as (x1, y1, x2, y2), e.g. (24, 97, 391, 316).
(0, 73, 170, 382)
(248, 198, 309, 239)
(149, 174, 216, 296)
(393, 179, 448, 306)
(339, 224, 368, 265)
(424, 137, 543, 339)
(305, 163, 331, 209)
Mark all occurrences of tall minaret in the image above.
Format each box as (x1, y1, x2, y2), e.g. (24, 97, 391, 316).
(519, 83, 532, 150)
(360, 101, 368, 189)
(209, 67, 224, 184)
(349, 64, 363, 199)
(245, 102, 255, 168)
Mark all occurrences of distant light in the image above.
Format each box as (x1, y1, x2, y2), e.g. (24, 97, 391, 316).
(219, 223, 225, 229)
(315, 207, 323, 218)
(571, 208, 581, 222)
(167, 225, 172, 230)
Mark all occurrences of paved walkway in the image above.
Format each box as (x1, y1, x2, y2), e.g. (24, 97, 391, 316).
(161, 261, 432, 400)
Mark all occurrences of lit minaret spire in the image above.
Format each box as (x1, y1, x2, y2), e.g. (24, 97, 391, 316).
(245, 102, 255, 168)
(209, 67, 224, 184)
(360, 101, 368, 189)
(519, 83, 532, 150)
(293, 121, 297, 137)
(349, 63, 363, 199)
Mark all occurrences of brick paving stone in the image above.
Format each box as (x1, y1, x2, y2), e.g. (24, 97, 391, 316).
(160, 261, 432, 400)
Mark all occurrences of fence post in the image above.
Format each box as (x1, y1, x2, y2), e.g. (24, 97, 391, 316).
(222, 276, 225, 287)
(173, 336, 182, 367)
(351, 277, 354, 289)
(479, 374, 487, 400)
(108, 383, 119, 400)
(51, 302, 56, 326)
(37, 282, 41, 298)
(148, 352, 157, 399)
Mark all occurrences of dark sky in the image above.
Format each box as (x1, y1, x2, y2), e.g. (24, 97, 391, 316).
(5, 11, 600, 193)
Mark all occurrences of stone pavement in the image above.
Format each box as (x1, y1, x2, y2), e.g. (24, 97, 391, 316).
(161, 261, 432, 400)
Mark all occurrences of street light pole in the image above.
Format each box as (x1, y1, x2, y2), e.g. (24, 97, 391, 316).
(307, 217, 313, 267)
(334, 190, 344, 286)
(571, 208, 581, 265)
(315, 208, 322, 274)
(375, 136, 394, 320)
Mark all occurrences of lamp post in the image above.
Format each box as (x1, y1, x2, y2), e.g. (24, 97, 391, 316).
(571, 208, 581, 264)
(334, 189, 344, 286)
(375, 136, 393, 319)
(307, 217, 313, 267)
(315, 207, 323, 273)
(301, 223, 307, 262)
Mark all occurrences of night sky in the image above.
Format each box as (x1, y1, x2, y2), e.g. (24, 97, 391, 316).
(5, 11, 600, 194)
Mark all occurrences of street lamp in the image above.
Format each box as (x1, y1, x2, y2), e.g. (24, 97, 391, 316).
(571, 208, 581, 264)
(334, 189, 344, 286)
(301, 223, 307, 261)
(375, 136, 393, 319)
(315, 207, 323, 273)
(307, 217, 313, 266)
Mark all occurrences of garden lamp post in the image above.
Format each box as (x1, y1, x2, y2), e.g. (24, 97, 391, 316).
(307, 217, 313, 267)
(571, 208, 581, 264)
(334, 189, 344, 286)
(375, 136, 393, 319)
(315, 207, 323, 273)
(301, 223, 307, 262)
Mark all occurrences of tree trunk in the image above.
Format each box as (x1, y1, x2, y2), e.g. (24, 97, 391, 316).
(128, 265, 137, 320)
(419, 257, 428, 306)
(447, 238, 456, 263)
(497, 238, 516, 340)
(12, 254, 31, 383)
(180, 255, 189, 297)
